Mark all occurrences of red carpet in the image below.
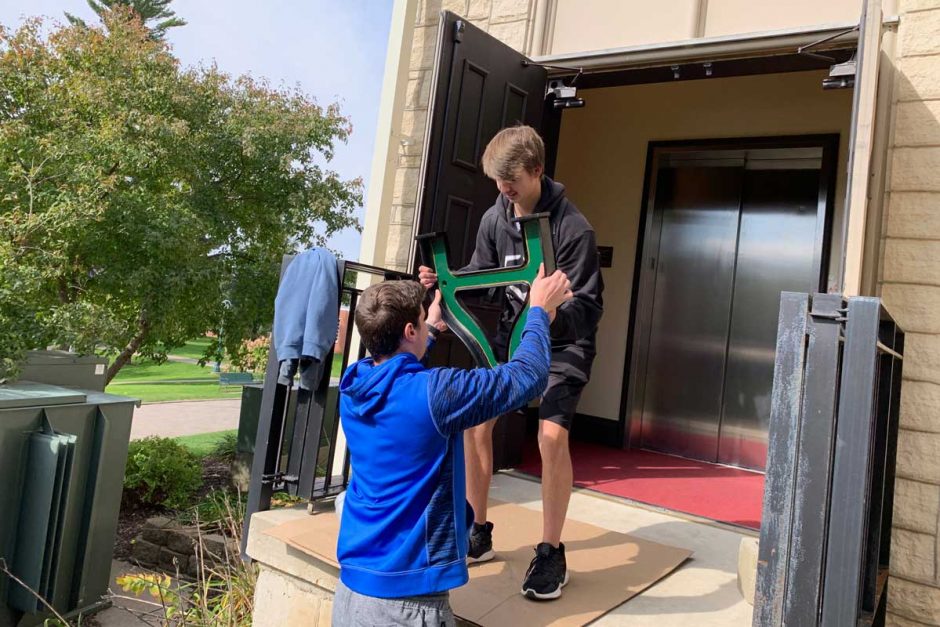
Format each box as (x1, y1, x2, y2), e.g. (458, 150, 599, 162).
(517, 440, 764, 529)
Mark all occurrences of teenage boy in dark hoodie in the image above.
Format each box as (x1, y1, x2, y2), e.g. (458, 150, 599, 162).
(420, 125, 604, 601)
(334, 269, 572, 626)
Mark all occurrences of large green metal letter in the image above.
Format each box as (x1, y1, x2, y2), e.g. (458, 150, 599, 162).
(417, 212, 555, 368)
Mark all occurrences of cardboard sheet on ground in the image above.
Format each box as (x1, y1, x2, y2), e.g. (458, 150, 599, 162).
(264, 500, 692, 626)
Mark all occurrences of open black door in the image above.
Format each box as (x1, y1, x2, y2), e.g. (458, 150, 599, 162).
(415, 11, 547, 468)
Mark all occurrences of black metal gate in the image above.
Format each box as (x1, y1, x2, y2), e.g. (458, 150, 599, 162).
(240, 257, 412, 556)
(755, 292, 904, 626)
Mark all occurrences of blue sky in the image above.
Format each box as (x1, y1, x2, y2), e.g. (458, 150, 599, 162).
(0, 1, 394, 261)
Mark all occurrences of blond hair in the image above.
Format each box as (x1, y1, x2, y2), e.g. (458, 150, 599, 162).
(481, 125, 545, 180)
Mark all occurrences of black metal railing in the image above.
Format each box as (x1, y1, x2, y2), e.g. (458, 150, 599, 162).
(755, 293, 904, 627)
(241, 257, 412, 556)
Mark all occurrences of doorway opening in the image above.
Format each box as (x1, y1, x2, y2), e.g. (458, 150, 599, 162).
(412, 11, 864, 526)
(516, 74, 849, 527)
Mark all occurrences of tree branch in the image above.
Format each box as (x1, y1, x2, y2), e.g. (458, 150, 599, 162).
(107, 310, 150, 383)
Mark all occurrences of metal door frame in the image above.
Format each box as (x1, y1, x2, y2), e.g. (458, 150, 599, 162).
(621, 134, 840, 451)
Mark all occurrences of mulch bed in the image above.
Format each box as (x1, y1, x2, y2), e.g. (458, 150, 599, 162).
(114, 455, 233, 561)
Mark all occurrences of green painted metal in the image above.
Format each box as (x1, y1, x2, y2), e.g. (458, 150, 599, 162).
(7, 415, 73, 613)
(0, 384, 135, 626)
(417, 212, 555, 368)
(0, 382, 85, 410)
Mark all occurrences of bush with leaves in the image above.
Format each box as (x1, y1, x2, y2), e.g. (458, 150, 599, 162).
(228, 334, 270, 375)
(210, 431, 239, 463)
(179, 488, 245, 530)
(124, 436, 203, 509)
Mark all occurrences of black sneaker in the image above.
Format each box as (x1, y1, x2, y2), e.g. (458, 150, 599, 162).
(521, 542, 568, 600)
(467, 521, 495, 563)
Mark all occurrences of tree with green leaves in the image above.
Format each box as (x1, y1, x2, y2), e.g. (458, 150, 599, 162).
(0, 10, 361, 382)
(67, 0, 186, 40)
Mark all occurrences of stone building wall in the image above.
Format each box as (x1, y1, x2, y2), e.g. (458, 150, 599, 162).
(882, 1, 940, 624)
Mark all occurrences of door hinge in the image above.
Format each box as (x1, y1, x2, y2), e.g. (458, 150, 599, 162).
(454, 20, 465, 43)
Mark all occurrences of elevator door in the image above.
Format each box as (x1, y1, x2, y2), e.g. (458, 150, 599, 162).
(637, 146, 828, 471)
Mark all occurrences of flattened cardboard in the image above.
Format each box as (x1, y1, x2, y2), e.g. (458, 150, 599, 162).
(265, 510, 341, 567)
(264, 500, 692, 626)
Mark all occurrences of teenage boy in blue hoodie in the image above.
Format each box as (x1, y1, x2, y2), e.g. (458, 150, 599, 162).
(334, 267, 571, 626)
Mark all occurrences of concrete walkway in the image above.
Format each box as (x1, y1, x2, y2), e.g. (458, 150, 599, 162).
(130, 398, 242, 439)
(96, 560, 176, 626)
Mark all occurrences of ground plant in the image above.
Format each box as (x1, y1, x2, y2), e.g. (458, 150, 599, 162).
(124, 437, 203, 510)
(115, 496, 256, 626)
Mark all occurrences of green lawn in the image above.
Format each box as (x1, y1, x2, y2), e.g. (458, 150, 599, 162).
(104, 338, 353, 403)
(111, 359, 218, 383)
(174, 429, 237, 457)
(107, 344, 253, 402)
(107, 382, 244, 403)
(331, 354, 345, 379)
(164, 337, 214, 361)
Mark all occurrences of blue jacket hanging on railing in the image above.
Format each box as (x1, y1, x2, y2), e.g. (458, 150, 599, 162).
(273, 248, 339, 388)
(336, 308, 552, 598)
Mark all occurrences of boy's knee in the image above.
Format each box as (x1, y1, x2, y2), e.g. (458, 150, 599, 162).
(538, 422, 569, 454)
(467, 421, 496, 446)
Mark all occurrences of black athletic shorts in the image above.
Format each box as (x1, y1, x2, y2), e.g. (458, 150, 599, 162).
(538, 373, 586, 431)
(493, 326, 591, 432)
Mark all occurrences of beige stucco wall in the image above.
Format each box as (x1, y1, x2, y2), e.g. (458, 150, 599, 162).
(554, 71, 853, 420)
(879, 1, 940, 624)
(547, 0, 864, 55)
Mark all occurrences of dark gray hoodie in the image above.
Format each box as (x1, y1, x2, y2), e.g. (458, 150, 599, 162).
(462, 176, 604, 382)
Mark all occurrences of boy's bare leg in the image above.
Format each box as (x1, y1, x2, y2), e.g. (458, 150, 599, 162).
(465, 420, 497, 524)
(538, 420, 572, 547)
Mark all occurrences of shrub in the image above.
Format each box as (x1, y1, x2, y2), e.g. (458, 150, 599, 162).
(210, 431, 239, 462)
(228, 335, 269, 375)
(179, 488, 246, 530)
(124, 437, 203, 509)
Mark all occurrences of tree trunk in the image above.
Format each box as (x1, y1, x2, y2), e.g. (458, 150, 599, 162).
(106, 311, 150, 384)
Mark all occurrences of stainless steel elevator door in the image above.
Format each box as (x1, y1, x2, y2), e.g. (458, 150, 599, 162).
(639, 166, 743, 462)
(717, 169, 822, 469)
(636, 146, 828, 471)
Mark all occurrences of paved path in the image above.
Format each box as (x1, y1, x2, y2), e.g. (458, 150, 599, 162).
(130, 399, 242, 439)
(165, 355, 203, 365)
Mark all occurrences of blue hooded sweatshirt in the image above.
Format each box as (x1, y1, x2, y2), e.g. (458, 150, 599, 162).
(337, 307, 551, 598)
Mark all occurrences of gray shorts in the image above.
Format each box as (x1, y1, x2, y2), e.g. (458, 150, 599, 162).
(332, 580, 456, 627)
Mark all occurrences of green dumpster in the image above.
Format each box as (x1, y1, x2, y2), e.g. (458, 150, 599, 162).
(17, 350, 109, 393)
(0, 381, 137, 626)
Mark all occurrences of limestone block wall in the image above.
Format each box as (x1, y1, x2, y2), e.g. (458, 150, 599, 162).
(131, 516, 236, 579)
(881, 1, 940, 624)
(383, 0, 536, 270)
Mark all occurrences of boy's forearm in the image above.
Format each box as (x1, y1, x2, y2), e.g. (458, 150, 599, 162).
(427, 308, 551, 435)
